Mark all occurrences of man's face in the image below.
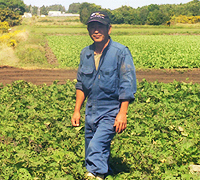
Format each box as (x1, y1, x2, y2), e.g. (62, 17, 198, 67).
(87, 22, 111, 44)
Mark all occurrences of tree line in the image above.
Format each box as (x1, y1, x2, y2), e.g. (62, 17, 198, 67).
(23, 0, 200, 25)
(25, 4, 67, 16)
(78, 0, 200, 25)
(0, 0, 200, 27)
(25, 3, 80, 15)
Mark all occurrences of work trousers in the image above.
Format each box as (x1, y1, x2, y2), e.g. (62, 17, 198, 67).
(85, 103, 119, 176)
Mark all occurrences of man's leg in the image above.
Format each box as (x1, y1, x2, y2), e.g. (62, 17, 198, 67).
(85, 117, 116, 176)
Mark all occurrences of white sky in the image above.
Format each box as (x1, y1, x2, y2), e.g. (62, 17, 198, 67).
(23, 0, 192, 10)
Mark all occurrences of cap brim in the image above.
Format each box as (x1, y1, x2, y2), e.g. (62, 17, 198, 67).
(87, 19, 108, 25)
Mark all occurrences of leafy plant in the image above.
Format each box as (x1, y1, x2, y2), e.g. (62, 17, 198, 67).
(0, 80, 199, 179)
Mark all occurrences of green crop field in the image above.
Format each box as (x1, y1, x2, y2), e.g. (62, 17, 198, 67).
(0, 80, 199, 179)
(47, 35, 200, 69)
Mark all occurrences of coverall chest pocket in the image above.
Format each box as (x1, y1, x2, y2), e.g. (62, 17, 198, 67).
(99, 67, 117, 93)
(81, 66, 94, 90)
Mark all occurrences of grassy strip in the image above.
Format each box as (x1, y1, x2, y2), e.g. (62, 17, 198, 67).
(0, 25, 59, 69)
(15, 32, 50, 68)
(30, 27, 200, 36)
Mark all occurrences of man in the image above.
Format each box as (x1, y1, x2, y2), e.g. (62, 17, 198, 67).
(71, 11, 137, 180)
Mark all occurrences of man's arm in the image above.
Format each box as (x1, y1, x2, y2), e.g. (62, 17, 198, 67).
(71, 89, 85, 127)
(114, 101, 129, 133)
(115, 47, 137, 133)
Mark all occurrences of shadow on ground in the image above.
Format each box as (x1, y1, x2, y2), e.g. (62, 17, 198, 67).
(110, 156, 131, 175)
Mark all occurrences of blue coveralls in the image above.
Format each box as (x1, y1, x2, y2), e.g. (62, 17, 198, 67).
(76, 39, 137, 176)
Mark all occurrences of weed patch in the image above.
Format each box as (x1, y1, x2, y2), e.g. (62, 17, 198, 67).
(0, 44, 19, 66)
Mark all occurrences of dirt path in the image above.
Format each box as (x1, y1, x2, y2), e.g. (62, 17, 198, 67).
(0, 66, 199, 86)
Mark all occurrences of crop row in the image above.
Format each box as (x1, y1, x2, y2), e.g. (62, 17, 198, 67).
(0, 80, 199, 179)
(34, 26, 200, 36)
(47, 35, 200, 69)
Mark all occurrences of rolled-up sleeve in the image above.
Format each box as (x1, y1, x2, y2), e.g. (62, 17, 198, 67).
(118, 47, 137, 103)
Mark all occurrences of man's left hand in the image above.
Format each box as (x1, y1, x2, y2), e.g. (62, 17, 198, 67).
(114, 112, 127, 133)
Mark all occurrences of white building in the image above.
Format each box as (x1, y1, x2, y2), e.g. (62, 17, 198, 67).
(48, 11, 61, 17)
(22, 13, 32, 18)
(48, 11, 79, 17)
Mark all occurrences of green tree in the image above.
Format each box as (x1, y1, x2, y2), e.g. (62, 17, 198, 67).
(148, 4, 159, 12)
(0, 0, 25, 26)
(112, 6, 135, 24)
(0, 8, 21, 26)
(31, 6, 38, 15)
(147, 9, 169, 25)
(68, 3, 80, 13)
(48, 4, 66, 12)
(138, 6, 149, 25)
(111, 9, 124, 24)
(25, 5, 31, 13)
(128, 10, 141, 25)
(79, 2, 102, 24)
(40, 5, 48, 15)
(187, 0, 200, 16)
(159, 4, 175, 18)
(0, 0, 25, 15)
(173, 0, 200, 16)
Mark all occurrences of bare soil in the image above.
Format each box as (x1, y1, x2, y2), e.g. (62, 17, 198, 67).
(0, 66, 199, 86)
(0, 42, 199, 86)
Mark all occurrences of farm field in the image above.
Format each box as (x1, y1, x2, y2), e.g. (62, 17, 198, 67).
(47, 35, 200, 69)
(0, 16, 200, 179)
(0, 80, 200, 179)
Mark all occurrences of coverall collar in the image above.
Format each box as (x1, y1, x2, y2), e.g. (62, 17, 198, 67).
(86, 38, 112, 57)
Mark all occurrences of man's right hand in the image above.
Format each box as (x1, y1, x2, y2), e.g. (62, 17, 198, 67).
(71, 111, 81, 127)
(71, 89, 85, 127)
